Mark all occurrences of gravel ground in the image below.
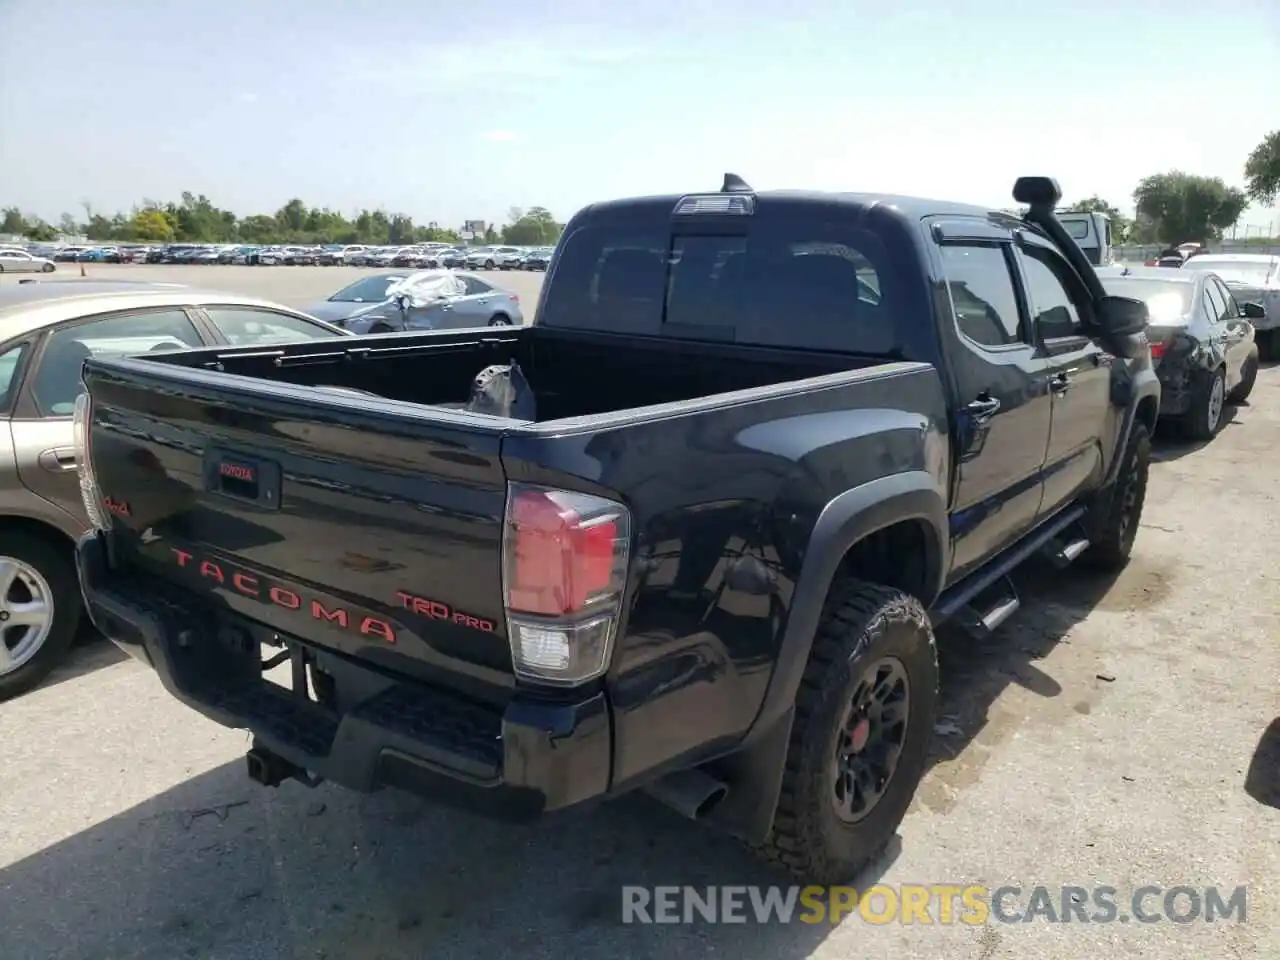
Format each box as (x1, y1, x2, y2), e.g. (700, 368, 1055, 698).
(0, 264, 1277, 960)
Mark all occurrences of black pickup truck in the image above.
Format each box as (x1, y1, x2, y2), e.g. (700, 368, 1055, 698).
(74, 175, 1158, 882)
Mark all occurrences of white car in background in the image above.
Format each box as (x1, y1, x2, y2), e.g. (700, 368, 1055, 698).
(0, 249, 56, 274)
(1180, 253, 1280, 360)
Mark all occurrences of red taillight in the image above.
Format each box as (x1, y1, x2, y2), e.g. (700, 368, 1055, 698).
(1149, 342, 1165, 359)
(502, 484, 631, 685)
(510, 294, 519, 303)
(507, 489, 616, 615)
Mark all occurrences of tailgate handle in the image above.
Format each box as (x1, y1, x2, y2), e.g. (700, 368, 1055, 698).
(204, 451, 280, 509)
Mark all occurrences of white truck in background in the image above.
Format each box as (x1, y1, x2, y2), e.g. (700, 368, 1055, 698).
(1058, 211, 1113, 266)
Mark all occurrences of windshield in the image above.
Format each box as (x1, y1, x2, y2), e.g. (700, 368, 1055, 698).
(1179, 258, 1276, 286)
(1101, 278, 1194, 323)
(329, 275, 406, 302)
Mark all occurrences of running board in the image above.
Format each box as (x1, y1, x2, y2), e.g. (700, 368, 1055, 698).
(934, 505, 1087, 627)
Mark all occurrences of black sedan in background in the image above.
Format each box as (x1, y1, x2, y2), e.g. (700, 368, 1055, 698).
(1099, 266, 1262, 441)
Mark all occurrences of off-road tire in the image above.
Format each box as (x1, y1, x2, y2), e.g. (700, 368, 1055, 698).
(1081, 421, 1151, 572)
(1180, 367, 1225, 442)
(756, 579, 938, 884)
(0, 532, 81, 701)
(1227, 354, 1258, 403)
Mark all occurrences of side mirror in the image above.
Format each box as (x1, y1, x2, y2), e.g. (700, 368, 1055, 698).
(1097, 295, 1149, 336)
(1241, 301, 1266, 320)
(1093, 295, 1150, 359)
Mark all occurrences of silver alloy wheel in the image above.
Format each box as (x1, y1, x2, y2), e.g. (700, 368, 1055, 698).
(1208, 373, 1225, 434)
(0, 556, 55, 676)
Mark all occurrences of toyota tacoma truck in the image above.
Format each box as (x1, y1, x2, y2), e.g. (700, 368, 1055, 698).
(74, 175, 1159, 883)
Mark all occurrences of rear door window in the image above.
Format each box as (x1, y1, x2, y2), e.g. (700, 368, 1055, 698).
(202, 306, 345, 345)
(31, 308, 204, 416)
(541, 206, 899, 353)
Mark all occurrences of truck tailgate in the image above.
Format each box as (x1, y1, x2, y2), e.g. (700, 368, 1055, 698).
(82, 362, 515, 687)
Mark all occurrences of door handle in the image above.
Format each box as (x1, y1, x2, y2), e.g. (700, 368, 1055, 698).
(38, 447, 78, 473)
(966, 395, 1001, 419)
(1049, 374, 1073, 395)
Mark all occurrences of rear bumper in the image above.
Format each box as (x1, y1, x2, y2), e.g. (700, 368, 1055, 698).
(76, 531, 612, 820)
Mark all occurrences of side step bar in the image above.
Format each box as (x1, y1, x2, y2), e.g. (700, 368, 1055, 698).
(954, 575, 1021, 638)
(935, 505, 1091, 637)
(1044, 534, 1091, 568)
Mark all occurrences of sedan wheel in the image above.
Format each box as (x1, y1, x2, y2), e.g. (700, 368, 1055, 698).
(1181, 367, 1225, 442)
(0, 533, 81, 701)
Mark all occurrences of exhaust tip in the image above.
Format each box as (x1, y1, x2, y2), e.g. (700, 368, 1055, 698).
(644, 768, 730, 822)
(695, 783, 729, 819)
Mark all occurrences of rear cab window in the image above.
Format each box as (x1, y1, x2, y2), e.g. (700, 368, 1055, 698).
(539, 198, 904, 354)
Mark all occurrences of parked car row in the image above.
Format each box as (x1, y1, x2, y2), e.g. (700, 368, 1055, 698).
(6, 241, 561, 272)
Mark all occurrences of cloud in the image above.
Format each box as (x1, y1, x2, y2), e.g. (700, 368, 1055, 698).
(479, 130, 518, 142)
(237, 92, 259, 103)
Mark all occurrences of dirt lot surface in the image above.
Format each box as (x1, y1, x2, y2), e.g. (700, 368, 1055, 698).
(1, 264, 1277, 959)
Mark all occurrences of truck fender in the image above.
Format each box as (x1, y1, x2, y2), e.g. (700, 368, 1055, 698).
(702, 471, 946, 844)
(747, 470, 947, 743)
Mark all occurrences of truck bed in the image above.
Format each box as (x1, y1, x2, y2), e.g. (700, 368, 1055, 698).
(136, 325, 880, 422)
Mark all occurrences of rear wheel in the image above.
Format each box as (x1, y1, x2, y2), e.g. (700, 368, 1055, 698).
(756, 579, 938, 883)
(1227, 354, 1258, 403)
(42, 263, 55, 273)
(484, 259, 495, 269)
(369, 323, 392, 334)
(1180, 367, 1225, 442)
(0, 532, 81, 701)
(488, 314, 512, 326)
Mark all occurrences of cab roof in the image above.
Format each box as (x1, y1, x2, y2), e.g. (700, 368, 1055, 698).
(580, 189, 1017, 226)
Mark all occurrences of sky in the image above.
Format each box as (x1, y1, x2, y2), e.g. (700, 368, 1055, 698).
(2, 0, 1278, 232)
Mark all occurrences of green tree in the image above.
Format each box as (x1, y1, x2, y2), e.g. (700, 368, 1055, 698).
(25, 219, 57, 242)
(501, 206, 563, 245)
(1, 207, 26, 234)
(131, 208, 175, 243)
(58, 213, 80, 237)
(1064, 195, 1130, 244)
(275, 198, 307, 236)
(1132, 172, 1248, 244)
(1244, 130, 1280, 206)
(85, 213, 117, 240)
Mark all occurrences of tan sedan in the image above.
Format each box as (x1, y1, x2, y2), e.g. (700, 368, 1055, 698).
(0, 280, 349, 699)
